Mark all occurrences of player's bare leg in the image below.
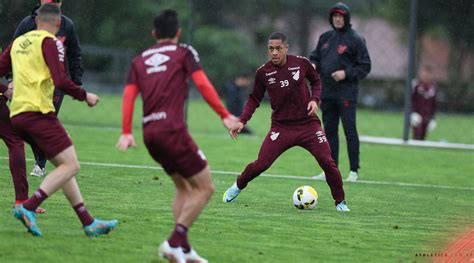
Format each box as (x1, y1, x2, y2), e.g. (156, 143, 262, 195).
(170, 173, 191, 221)
(159, 167, 214, 263)
(40, 146, 80, 194)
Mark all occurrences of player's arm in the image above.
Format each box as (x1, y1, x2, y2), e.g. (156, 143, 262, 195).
(0, 44, 13, 78)
(344, 37, 371, 81)
(239, 70, 265, 126)
(191, 70, 230, 119)
(304, 59, 321, 116)
(42, 38, 98, 106)
(191, 70, 239, 131)
(116, 63, 139, 151)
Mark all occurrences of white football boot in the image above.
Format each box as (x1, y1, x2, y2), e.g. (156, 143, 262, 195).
(346, 171, 358, 182)
(30, 165, 46, 177)
(158, 241, 185, 263)
(312, 172, 326, 180)
(222, 182, 241, 203)
(336, 201, 351, 212)
(184, 249, 208, 263)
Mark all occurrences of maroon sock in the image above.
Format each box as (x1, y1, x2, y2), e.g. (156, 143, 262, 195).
(73, 202, 94, 227)
(168, 224, 190, 251)
(23, 189, 48, 212)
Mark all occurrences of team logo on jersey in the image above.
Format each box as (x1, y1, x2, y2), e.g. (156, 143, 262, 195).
(145, 53, 170, 74)
(270, 131, 280, 141)
(337, 45, 347, 54)
(292, 70, 300, 81)
(268, 77, 276, 85)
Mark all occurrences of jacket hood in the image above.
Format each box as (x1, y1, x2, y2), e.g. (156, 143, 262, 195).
(328, 2, 351, 31)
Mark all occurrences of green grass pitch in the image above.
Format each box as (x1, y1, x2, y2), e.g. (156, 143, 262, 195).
(0, 94, 472, 262)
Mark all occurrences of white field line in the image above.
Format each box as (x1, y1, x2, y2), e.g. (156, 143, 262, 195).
(2, 157, 472, 191)
(360, 135, 474, 150)
(61, 124, 474, 150)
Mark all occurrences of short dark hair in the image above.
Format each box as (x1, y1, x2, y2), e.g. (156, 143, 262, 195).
(38, 3, 61, 23)
(154, 9, 179, 39)
(268, 32, 287, 43)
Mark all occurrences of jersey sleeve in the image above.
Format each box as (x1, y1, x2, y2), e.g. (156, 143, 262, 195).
(239, 70, 266, 125)
(303, 58, 321, 104)
(191, 70, 230, 119)
(0, 43, 13, 77)
(42, 37, 87, 101)
(183, 45, 202, 75)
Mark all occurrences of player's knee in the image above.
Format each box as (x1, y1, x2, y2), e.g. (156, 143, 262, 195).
(68, 161, 81, 176)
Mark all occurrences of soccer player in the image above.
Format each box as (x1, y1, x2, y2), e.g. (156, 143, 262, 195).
(116, 9, 238, 262)
(8, 0, 84, 177)
(411, 65, 437, 140)
(0, 83, 30, 209)
(309, 3, 371, 182)
(0, 3, 117, 237)
(223, 32, 350, 212)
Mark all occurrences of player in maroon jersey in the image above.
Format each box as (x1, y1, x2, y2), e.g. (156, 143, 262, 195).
(116, 9, 238, 263)
(411, 65, 437, 140)
(223, 32, 350, 212)
(0, 83, 30, 210)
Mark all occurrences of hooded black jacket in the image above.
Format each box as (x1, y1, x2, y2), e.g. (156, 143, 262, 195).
(8, 4, 83, 85)
(309, 3, 371, 101)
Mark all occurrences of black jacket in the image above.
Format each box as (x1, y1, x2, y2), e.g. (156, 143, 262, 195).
(8, 4, 83, 85)
(309, 3, 371, 101)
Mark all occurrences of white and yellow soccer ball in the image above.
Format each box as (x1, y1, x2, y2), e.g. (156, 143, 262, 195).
(293, 186, 318, 210)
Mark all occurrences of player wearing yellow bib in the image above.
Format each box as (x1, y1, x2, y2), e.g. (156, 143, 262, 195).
(0, 3, 117, 237)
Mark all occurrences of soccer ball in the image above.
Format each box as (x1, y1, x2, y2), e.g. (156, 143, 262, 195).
(293, 186, 318, 210)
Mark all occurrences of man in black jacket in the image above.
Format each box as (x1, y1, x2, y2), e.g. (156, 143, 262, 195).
(309, 2, 371, 182)
(8, 0, 83, 177)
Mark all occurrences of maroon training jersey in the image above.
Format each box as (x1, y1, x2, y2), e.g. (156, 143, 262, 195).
(411, 79, 436, 119)
(240, 55, 321, 126)
(126, 41, 201, 131)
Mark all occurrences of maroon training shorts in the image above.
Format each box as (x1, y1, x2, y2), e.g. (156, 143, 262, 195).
(11, 112, 73, 159)
(143, 127, 207, 178)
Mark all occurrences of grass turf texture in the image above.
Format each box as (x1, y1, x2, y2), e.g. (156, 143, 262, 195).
(0, 94, 473, 262)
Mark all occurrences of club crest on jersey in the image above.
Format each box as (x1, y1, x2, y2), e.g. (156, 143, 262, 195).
(337, 45, 347, 54)
(270, 132, 280, 141)
(268, 77, 276, 85)
(145, 53, 169, 74)
(292, 70, 300, 81)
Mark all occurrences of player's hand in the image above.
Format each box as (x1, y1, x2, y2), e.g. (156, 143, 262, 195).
(86, 92, 100, 107)
(331, 70, 346, 82)
(222, 114, 239, 130)
(229, 122, 244, 140)
(116, 134, 137, 151)
(4, 86, 13, 100)
(307, 101, 318, 117)
(428, 119, 437, 131)
(410, 112, 422, 127)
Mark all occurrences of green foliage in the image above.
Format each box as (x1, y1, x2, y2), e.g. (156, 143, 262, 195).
(193, 26, 264, 90)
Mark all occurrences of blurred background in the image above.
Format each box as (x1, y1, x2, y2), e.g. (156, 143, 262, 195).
(1, 0, 473, 112)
